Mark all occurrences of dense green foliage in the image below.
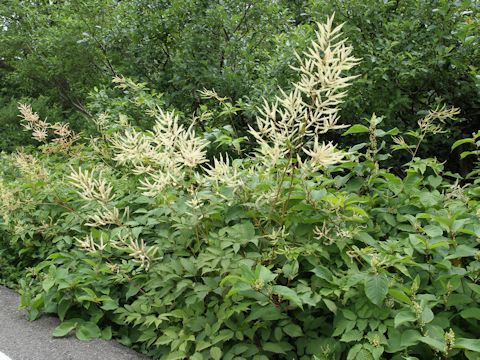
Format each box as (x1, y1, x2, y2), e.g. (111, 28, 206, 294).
(1, 11, 480, 359)
(1, 0, 479, 169)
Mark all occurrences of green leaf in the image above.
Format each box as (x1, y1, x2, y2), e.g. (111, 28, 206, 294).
(400, 330, 422, 348)
(461, 151, 477, 159)
(311, 265, 334, 282)
(323, 298, 337, 313)
(75, 322, 101, 341)
(467, 283, 480, 295)
(101, 299, 118, 311)
(341, 329, 364, 342)
(210, 347, 222, 360)
(283, 324, 303, 337)
(348, 345, 374, 360)
(347, 344, 363, 360)
(451, 138, 474, 150)
(420, 336, 445, 352)
(42, 277, 55, 292)
(246, 304, 285, 322)
(365, 274, 389, 305)
(101, 326, 112, 340)
(421, 307, 434, 324)
(460, 308, 480, 321)
(343, 124, 370, 136)
(57, 300, 70, 322)
(454, 338, 480, 352)
(271, 285, 303, 309)
(424, 225, 443, 237)
(446, 245, 476, 259)
(388, 288, 411, 304)
(262, 342, 293, 354)
(257, 265, 277, 283)
(394, 310, 416, 328)
(52, 320, 77, 337)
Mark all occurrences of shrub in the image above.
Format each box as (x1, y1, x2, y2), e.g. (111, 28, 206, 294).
(1, 15, 479, 360)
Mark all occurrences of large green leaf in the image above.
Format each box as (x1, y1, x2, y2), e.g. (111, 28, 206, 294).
(52, 319, 77, 337)
(455, 338, 480, 352)
(75, 322, 101, 341)
(365, 274, 389, 305)
(343, 124, 370, 136)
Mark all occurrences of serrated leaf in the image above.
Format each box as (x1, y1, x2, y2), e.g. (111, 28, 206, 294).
(365, 274, 389, 305)
(341, 329, 363, 342)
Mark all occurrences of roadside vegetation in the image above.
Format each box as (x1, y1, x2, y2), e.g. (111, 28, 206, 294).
(1, 1, 479, 359)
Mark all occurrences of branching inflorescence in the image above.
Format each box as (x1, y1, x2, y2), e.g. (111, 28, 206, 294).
(18, 103, 79, 153)
(249, 14, 359, 168)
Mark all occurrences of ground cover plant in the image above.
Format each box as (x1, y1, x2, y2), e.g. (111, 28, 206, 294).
(1, 13, 480, 360)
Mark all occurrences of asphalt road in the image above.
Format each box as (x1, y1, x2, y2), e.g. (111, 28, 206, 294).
(0, 286, 147, 360)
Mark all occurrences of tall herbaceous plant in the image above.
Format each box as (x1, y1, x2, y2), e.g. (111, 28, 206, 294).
(0, 15, 479, 360)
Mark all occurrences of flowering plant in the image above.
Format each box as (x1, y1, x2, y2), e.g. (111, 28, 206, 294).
(1, 15, 479, 360)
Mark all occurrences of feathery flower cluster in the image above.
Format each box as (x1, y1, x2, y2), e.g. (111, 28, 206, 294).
(93, 112, 110, 131)
(84, 206, 129, 227)
(417, 105, 460, 135)
(0, 180, 19, 222)
(202, 155, 243, 188)
(18, 104, 79, 152)
(249, 15, 359, 167)
(111, 234, 159, 271)
(302, 139, 346, 168)
(110, 107, 208, 196)
(67, 167, 114, 204)
(393, 105, 460, 157)
(199, 88, 228, 103)
(76, 234, 107, 252)
(14, 151, 48, 178)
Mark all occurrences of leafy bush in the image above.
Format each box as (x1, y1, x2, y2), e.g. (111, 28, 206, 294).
(1, 15, 479, 360)
(2, 1, 478, 169)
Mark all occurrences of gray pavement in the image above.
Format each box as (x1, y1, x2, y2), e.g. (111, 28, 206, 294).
(0, 286, 148, 360)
